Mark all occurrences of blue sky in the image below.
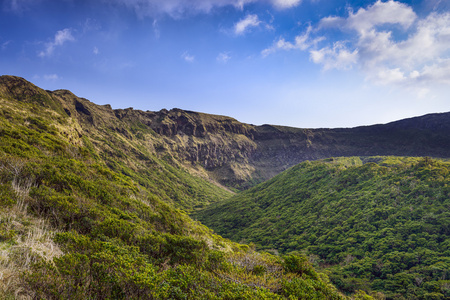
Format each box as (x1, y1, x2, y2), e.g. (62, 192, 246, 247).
(1, 0, 450, 128)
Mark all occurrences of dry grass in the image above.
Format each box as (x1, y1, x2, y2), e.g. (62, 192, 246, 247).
(212, 250, 284, 293)
(0, 166, 62, 299)
(11, 177, 34, 211)
(0, 207, 63, 299)
(227, 250, 283, 275)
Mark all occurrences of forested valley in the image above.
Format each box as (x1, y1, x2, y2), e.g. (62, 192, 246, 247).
(195, 157, 450, 299)
(0, 75, 449, 299)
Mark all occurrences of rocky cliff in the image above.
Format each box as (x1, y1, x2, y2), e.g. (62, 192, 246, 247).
(1, 75, 450, 190)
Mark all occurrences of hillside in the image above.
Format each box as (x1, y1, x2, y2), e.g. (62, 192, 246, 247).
(194, 157, 450, 299)
(0, 75, 352, 298)
(128, 108, 450, 190)
(2, 75, 450, 299)
(3, 76, 450, 192)
(0, 75, 234, 211)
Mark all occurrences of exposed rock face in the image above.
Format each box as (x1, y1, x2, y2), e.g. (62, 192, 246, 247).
(113, 107, 258, 186)
(250, 118, 450, 180)
(1, 75, 450, 189)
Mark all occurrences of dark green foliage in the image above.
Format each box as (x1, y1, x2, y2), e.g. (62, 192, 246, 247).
(194, 157, 450, 299)
(283, 254, 319, 280)
(0, 76, 347, 299)
(26, 233, 158, 299)
(279, 254, 345, 300)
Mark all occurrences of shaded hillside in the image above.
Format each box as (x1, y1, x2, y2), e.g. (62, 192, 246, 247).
(120, 108, 450, 189)
(250, 117, 450, 183)
(0, 75, 347, 299)
(194, 157, 450, 299)
(2, 76, 449, 191)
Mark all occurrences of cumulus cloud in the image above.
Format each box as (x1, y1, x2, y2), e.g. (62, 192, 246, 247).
(405, 59, 450, 85)
(350, 8, 450, 86)
(319, 0, 416, 33)
(264, 0, 450, 88)
(108, 0, 301, 18)
(310, 42, 358, 70)
(39, 28, 75, 57)
(234, 14, 261, 35)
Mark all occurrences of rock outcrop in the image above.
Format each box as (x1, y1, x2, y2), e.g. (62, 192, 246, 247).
(2, 75, 450, 189)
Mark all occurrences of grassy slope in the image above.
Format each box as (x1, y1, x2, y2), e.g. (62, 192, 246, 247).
(0, 76, 348, 299)
(194, 157, 450, 299)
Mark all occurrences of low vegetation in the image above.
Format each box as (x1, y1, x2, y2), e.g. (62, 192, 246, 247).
(194, 157, 450, 299)
(3, 75, 449, 299)
(0, 76, 349, 298)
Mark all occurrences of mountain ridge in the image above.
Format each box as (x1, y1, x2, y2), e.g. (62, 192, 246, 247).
(0, 75, 349, 299)
(1, 75, 449, 299)
(1, 75, 450, 190)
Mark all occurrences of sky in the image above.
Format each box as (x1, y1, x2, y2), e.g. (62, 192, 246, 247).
(1, 0, 450, 128)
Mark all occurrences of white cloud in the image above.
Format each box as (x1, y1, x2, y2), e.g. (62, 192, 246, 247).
(93, 46, 99, 55)
(351, 10, 450, 86)
(310, 42, 358, 70)
(419, 59, 450, 84)
(110, 0, 247, 18)
(234, 14, 261, 35)
(54, 29, 74, 45)
(261, 38, 295, 56)
(264, 0, 450, 89)
(181, 51, 195, 62)
(320, 0, 416, 34)
(109, 0, 301, 18)
(39, 28, 75, 57)
(373, 68, 406, 85)
(82, 18, 101, 33)
(262, 26, 324, 56)
(217, 52, 231, 63)
(271, 0, 301, 9)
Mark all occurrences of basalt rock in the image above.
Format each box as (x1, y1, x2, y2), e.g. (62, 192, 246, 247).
(1, 75, 450, 190)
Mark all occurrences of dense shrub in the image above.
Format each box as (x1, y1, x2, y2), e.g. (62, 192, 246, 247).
(195, 157, 450, 299)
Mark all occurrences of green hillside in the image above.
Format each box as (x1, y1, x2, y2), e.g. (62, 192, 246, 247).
(0, 75, 232, 212)
(0, 76, 349, 299)
(4, 75, 450, 299)
(194, 157, 450, 299)
(3, 76, 450, 193)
